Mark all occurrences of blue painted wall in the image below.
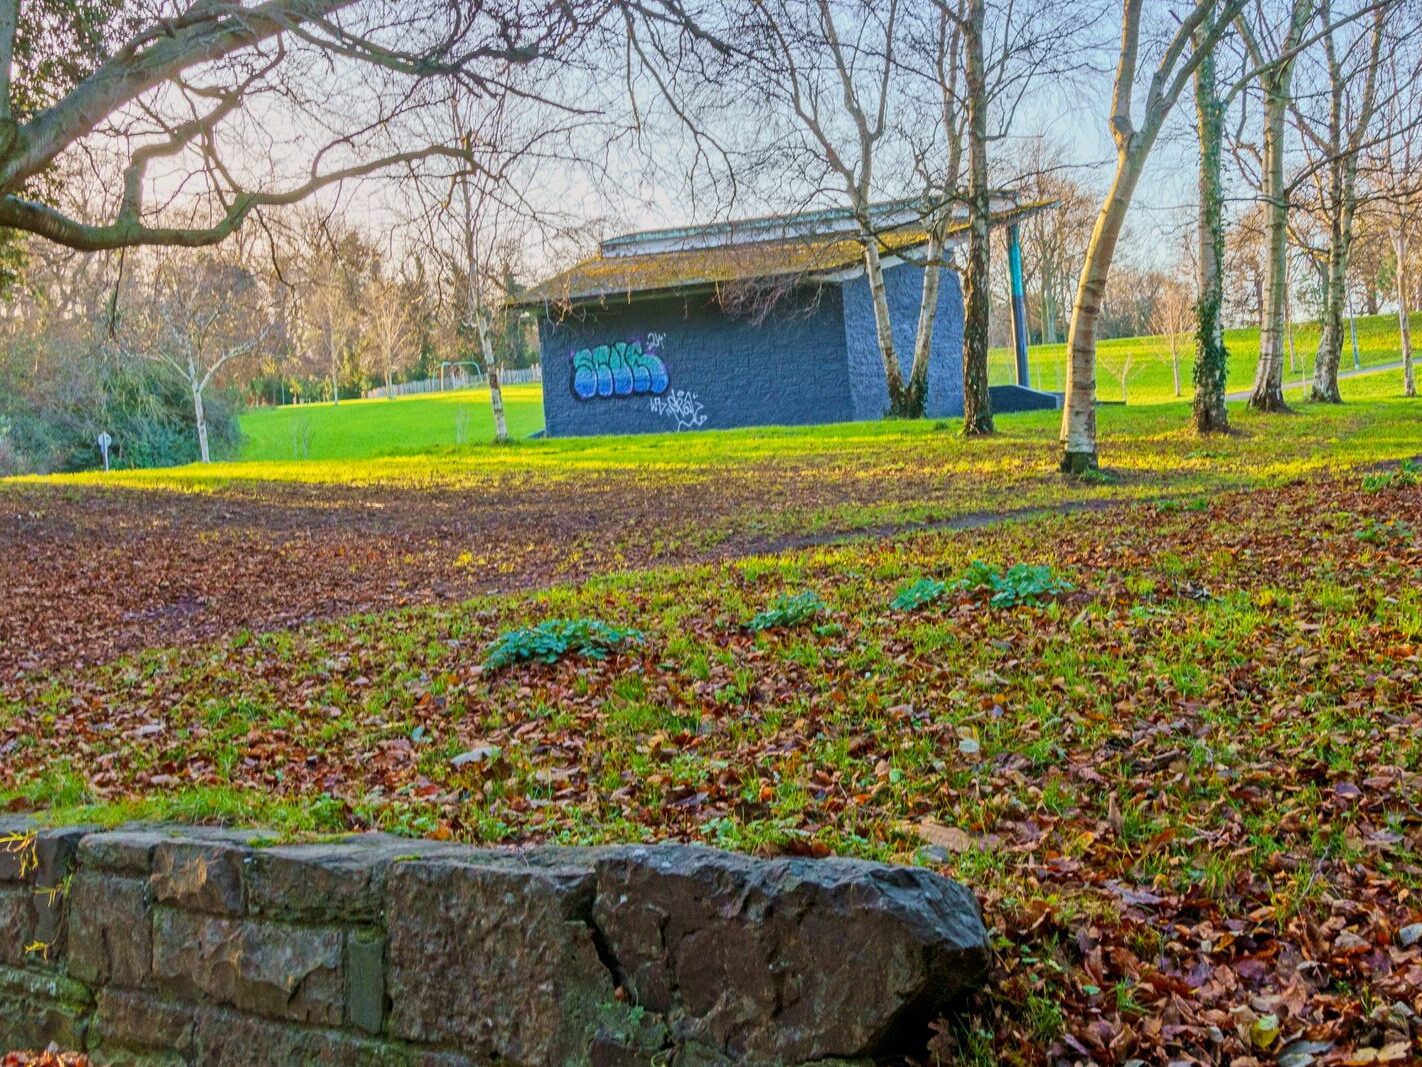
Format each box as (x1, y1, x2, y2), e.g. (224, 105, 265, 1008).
(842, 262, 964, 419)
(537, 262, 965, 437)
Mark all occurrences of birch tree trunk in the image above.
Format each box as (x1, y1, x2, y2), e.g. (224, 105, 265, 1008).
(1248, 86, 1292, 411)
(864, 238, 911, 416)
(1060, 148, 1149, 472)
(908, 226, 945, 415)
(188, 355, 211, 464)
(1243, 0, 1311, 413)
(1397, 228, 1416, 398)
(1286, 282, 1298, 374)
(1308, 157, 1354, 403)
(960, 0, 993, 436)
(1300, 2, 1381, 404)
(472, 304, 508, 443)
(1058, 0, 1240, 471)
(1192, 11, 1229, 434)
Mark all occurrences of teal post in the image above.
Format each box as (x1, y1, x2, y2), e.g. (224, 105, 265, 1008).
(1008, 223, 1030, 388)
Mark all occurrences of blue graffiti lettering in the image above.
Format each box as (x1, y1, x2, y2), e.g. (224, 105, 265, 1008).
(571, 341, 669, 401)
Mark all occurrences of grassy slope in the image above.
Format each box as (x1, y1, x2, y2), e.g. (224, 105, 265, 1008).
(239, 384, 546, 461)
(987, 309, 1417, 403)
(5, 460, 1421, 1063)
(77, 394, 1420, 512)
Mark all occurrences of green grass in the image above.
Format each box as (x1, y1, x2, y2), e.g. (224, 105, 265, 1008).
(988, 310, 1417, 403)
(50, 390, 1420, 503)
(238, 383, 546, 461)
(223, 315, 1415, 468)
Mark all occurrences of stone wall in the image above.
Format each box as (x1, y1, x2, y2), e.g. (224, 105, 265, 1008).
(0, 821, 990, 1066)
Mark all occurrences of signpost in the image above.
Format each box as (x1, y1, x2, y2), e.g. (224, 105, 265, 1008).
(97, 431, 112, 472)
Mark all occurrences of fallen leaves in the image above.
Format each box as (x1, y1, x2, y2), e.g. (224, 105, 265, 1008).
(4, 458, 1422, 1064)
(915, 819, 975, 853)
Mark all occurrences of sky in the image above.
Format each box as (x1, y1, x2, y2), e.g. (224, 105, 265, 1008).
(118, 0, 1265, 290)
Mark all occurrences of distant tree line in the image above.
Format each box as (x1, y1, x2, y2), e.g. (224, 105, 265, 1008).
(0, 0, 1417, 473)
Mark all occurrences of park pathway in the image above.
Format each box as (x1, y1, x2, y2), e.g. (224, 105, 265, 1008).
(1224, 359, 1406, 401)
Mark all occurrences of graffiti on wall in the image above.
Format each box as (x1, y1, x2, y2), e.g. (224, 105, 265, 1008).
(570, 341, 669, 400)
(649, 389, 707, 431)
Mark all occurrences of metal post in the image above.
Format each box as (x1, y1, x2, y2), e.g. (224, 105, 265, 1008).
(1008, 222, 1031, 388)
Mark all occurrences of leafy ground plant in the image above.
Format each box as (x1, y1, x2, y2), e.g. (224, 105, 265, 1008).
(891, 577, 949, 611)
(954, 560, 1073, 608)
(1363, 458, 1421, 492)
(483, 618, 643, 670)
(748, 590, 825, 632)
(1356, 518, 1415, 545)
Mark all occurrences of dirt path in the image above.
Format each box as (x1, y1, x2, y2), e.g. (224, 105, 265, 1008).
(1224, 359, 1406, 401)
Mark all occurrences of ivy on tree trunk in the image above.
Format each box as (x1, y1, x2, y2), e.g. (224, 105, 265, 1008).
(960, 0, 993, 437)
(1192, 10, 1229, 436)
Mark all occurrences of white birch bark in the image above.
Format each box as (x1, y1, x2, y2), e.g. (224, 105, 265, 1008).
(1398, 228, 1416, 398)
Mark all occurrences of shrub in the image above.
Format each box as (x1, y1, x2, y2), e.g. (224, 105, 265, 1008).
(483, 618, 643, 671)
(748, 591, 825, 632)
(0, 351, 243, 473)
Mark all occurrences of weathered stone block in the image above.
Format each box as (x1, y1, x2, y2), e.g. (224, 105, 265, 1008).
(77, 826, 174, 875)
(0, 826, 85, 967)
(0, 826, 35, 883)
(0, 963, 93, 1052)
(0, 823, 91, 882)
(7, 823, 990, 1066)
(91, 989, 475, 1067)
(347, 926, 386, 1035)
(591, 845, 990, 1063)
(245, 834, 439, 923)
(385, 853, 616, 1063)
(150, 838, 248, 915)
(151, 906, 344, 1025)
(0, 885, 32, 965)
(67, 871, 152, 988)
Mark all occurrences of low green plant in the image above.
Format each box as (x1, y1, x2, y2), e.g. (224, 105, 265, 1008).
(1155, 496, 1210, 514)
(1355, 518, 1414, 545)
(748, 591, 825, 632)
(1362, 458, 1420, 492)
(483, 618, 643, 670)
(891, 577, 950, 611)
(955, 560, 1073, 608)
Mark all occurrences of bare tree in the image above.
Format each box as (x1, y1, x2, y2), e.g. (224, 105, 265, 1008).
(121, 255, 268, 462)
(412, 78, 569, 444)
(1059, 0, 1245, 473)
(368, 275, 413, 395)
(1154, 274, 1197, 398)
(951, 0, 993, 433)
(744, 0, 939, 417)
(1236, 0, 1315, 412)
(1369, 43, 1422, 397)
(1191, 0, 1231, 433)
(1290, 0, 1389, 403)
(0, 1, 612, 252)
